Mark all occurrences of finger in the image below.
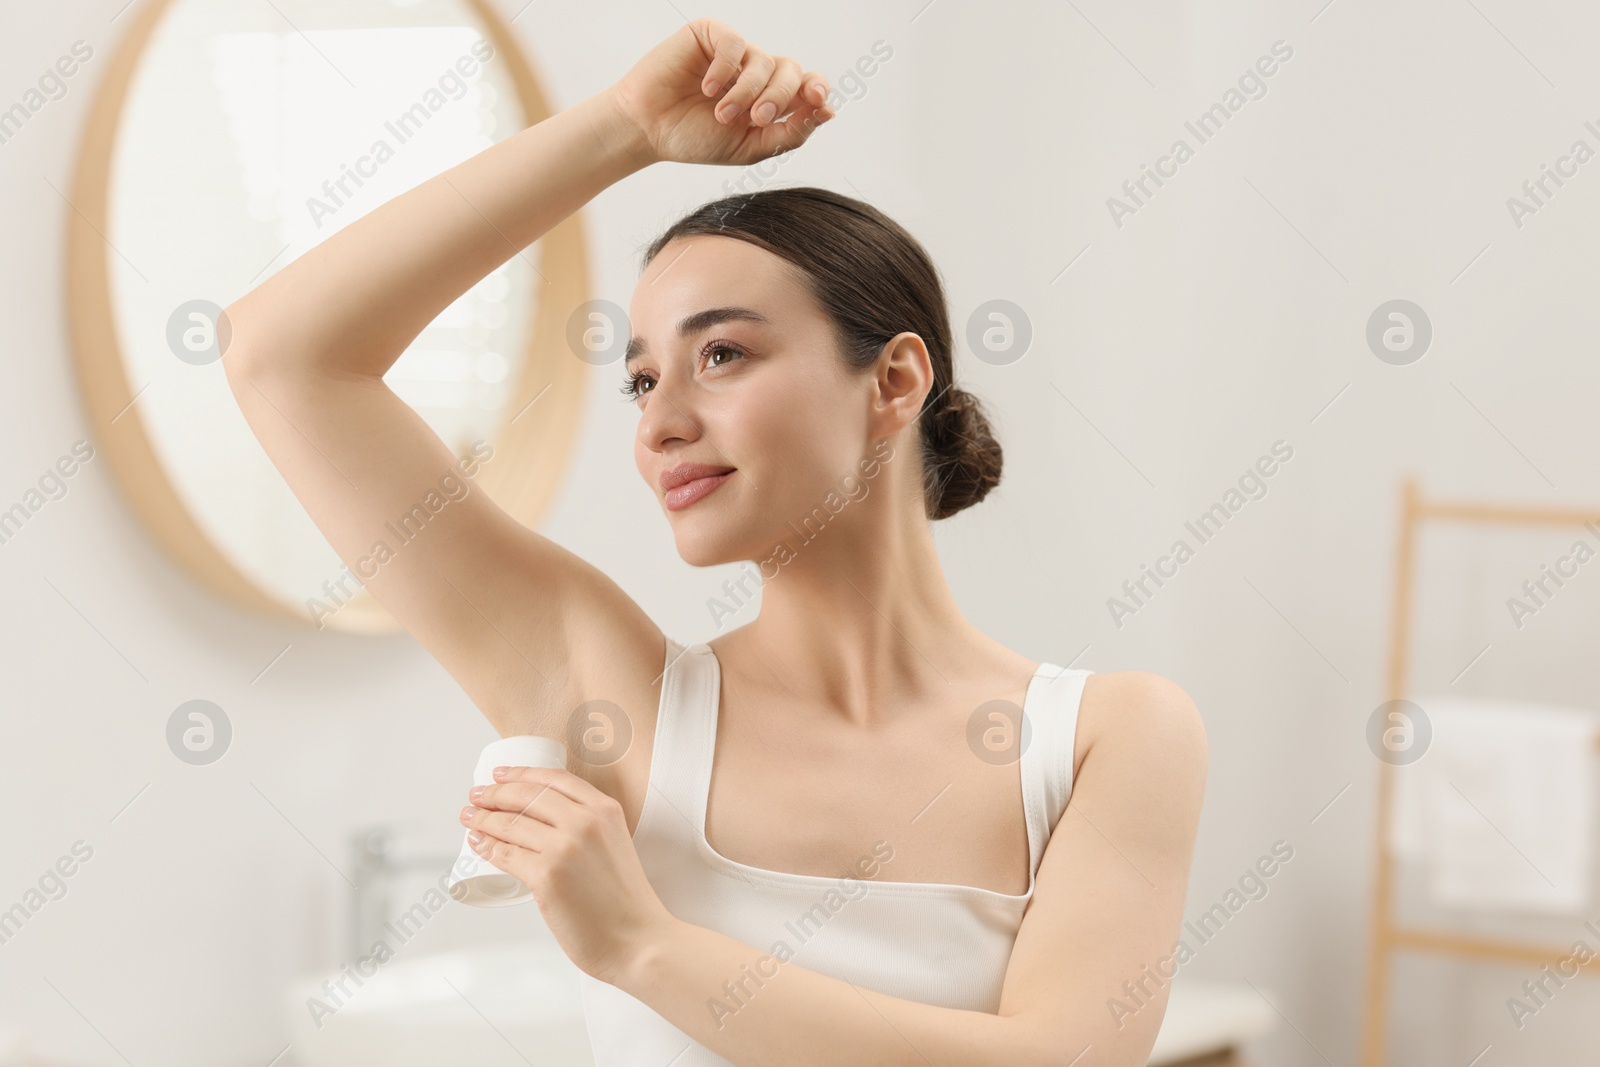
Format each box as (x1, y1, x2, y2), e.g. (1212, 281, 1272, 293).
(754, 97, 835, 157)
(469, 828, 531, 873)
(461, 800, 551, 855)
(716, 49, 776, 124)
(474, 780, 571, 829)
(799, 71, 831, 109)
(692, 18, 746, 99)
(748, 56, 804, 127)
(468, 807, 557, 852)
(491, 764, 611, 806)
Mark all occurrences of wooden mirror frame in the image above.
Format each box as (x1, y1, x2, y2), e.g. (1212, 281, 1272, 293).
(66, 0, 590, 633)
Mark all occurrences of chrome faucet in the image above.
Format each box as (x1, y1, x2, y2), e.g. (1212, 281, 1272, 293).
(348, 825, 458, 962)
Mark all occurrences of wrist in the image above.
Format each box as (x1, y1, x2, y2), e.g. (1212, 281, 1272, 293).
(614, 911, 685, 997)
(579, 87, 657, 173)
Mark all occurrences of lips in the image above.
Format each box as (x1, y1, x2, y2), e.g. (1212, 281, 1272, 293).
(660, 462, 736, 512)
(660, 462, 736, 491)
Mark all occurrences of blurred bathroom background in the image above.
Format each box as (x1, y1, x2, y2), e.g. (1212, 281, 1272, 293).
(2, 0, 1598, 1064)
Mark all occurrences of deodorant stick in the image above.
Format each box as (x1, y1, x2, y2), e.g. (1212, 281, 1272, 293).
(446, 734, 569, 907)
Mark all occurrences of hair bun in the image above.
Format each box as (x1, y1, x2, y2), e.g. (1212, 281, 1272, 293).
(924, 386, 1003, 520)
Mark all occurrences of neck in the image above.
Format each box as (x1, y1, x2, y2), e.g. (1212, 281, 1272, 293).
(712, 472, 989, 727)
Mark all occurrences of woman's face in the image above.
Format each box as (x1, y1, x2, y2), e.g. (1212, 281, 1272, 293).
(626, 233, 883, 567)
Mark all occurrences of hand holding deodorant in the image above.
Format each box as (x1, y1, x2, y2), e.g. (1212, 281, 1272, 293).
(446, 734, 568, 907)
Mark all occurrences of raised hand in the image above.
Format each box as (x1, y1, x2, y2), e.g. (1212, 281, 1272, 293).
(608, 17, 836, 167)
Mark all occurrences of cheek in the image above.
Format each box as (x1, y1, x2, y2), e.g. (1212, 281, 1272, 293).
(729, 397, 790, 449)
(738, 382, 858, 495)
(726, 380, 815, 467)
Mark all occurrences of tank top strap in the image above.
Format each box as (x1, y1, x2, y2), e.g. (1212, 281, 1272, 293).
(1019, 663, 1094, 878)
(636, 636, 719, 842)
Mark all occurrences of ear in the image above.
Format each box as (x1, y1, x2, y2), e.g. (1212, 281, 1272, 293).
(869, 332, 934, 438)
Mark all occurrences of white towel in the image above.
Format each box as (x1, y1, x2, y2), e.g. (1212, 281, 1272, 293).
(1389, 696, 1598, 915)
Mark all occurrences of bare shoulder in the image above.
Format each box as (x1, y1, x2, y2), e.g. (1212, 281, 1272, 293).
(1072, 669, 1208, 785)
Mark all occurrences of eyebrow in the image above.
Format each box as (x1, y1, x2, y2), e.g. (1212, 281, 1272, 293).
(624, 307, 771, 367)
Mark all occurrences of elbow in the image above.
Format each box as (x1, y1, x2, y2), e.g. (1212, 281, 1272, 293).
(218, 298, 265, 386)
(218, 295, 373, 387)
(220, 347, 257, 392)
(220, 343, 272, 417)
(219, 289, 306, 384)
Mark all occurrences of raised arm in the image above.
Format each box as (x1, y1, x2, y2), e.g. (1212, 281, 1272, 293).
(219, 76, 657, 741)
(220, 19, 835, 748)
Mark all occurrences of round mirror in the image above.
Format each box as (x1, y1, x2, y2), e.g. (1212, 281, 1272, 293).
(67, 0, 590, 633)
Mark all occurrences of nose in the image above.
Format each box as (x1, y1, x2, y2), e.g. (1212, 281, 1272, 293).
(636, 368, 706, 456)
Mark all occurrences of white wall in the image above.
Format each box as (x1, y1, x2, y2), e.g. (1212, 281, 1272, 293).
(2, 1, 1598, 1065)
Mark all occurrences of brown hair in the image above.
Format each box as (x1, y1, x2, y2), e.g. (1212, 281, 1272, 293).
(640, 186, 1002, 521)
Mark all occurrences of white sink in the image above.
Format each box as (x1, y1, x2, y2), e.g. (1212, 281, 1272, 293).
(1148, 979, 1278, 1063)
(283, 940, 594, 1067)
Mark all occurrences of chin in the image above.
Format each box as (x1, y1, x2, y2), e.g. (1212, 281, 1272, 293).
(671, 526, 743, 568)
(663, 480, 752, 568)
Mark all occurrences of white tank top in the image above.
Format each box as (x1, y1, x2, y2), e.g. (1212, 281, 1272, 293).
(577, 636, 1092, 1066)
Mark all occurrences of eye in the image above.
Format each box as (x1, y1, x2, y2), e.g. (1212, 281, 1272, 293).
(619, 339, 746, 404)
(618, 369, 653, 402)
(702, 339, 746, 368)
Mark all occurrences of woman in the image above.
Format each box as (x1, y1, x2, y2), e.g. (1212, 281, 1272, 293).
(223, 17, 1206, 1066)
